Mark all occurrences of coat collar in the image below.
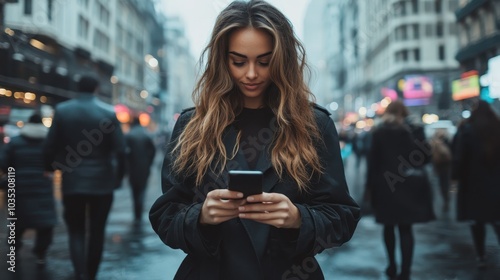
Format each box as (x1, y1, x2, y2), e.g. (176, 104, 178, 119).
(221, 123, 280, 260)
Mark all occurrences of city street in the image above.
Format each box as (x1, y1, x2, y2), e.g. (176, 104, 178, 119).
(1, 152, 499, 280)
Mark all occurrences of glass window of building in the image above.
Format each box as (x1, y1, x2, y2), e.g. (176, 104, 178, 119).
(436, 22, 444, 37)
(425, 23, 433, 37)
(78, 16, 89, 39)
(471, 18, 481, 41)
(414, 48, 420, 61)
(449, 23, 457, 35)
(413, 24, 420, 39)
(411, 0, 419, 13)
(24, 0, 32, 15)
(484, 11, 495, 36)
(449, 0, 459, 11)
(401, 25, 408, 40)
(435, 0, 442, 13)
(424, 1, 433, 13)
(438, 45, 445, 61)
(402, 49, 408, 61)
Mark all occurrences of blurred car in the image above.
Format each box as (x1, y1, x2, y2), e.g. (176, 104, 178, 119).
(425, 120, 457, 139)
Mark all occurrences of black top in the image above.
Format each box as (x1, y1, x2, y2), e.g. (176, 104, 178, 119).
(234, 107, 275, 170)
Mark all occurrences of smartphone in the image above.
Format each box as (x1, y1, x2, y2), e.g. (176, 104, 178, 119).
(228, 170, 263, 198)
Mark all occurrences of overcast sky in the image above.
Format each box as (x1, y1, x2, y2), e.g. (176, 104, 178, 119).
(161, 0, 311, 59)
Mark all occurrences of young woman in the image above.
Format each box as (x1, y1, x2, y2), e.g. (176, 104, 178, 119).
(149, 1, 360, 279)
(366, 100, 435, 280)
(452, 100, 500, 268)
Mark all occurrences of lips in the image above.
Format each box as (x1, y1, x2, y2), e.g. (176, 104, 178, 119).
(242, 83, 261, 91)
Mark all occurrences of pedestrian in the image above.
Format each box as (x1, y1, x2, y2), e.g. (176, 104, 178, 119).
(429, 128, 452, 213)
(125, 116, 156, 223)
(149, 1, 360, 279)
(0, 113, 57, 267)
(451, 100, 500, 269)
(43, 74, 126, 280)
(366, 100, 435, 280)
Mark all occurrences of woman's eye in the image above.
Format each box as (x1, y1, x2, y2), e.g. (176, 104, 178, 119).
(232, 62, 245, 67)
(259, 62, 270, 66)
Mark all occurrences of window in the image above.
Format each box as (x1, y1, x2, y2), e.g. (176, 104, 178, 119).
(402, 49, 408, 61)
(414, 48, 420, 61)
(78, 16, 89, 39)
(435, 0, 442, 13)
(438, 45, 445, 61)
(93, 30, 110, 53)
(412, 0, 419, 14)
(425, 23, 433, 37)
(449, 23, 457, 35)
(48, 0, 53, 21)
(484, 11, 495, 36)
(424, 1, 433, 12)
(449, 0, 459, 11)
(436, 22, 444, 37)
(413, 24, 420, 39)
(24, 0, 32, 15)
(401, 25, 408, 40)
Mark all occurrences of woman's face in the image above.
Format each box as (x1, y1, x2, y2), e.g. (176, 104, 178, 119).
(228, 27, 273, 109)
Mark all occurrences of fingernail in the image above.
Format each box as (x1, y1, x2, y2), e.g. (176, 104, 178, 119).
(239, 213, 245, 218)
(237, 193, 243, 198)
(247, 196, 254, 202)
(239, 206, 245, 211)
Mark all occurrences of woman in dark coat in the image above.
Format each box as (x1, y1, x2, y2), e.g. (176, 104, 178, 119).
(452, 100, 500, 268)
(125, 117, 156, 222)
(366, 100, 434, 280)
(149, 1, 360, 279)
(1, 113, 57, 265)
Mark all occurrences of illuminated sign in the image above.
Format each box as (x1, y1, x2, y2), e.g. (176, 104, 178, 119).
(452, 75, 480, 101)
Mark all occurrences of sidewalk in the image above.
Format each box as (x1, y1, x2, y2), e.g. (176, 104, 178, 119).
(0, 154, 499, 279)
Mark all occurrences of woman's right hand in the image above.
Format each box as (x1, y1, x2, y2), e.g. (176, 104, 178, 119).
(199, 189, 246, 225)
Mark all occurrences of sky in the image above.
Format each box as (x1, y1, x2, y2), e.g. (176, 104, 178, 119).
(160, 0, 311, 59)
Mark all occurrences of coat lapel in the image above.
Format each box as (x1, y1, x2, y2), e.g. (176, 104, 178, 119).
(220, 124, 280, 260)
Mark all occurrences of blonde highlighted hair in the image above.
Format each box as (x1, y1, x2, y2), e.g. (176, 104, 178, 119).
(172, 0, 322, 191)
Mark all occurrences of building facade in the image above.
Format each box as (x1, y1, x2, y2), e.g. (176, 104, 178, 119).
(0, 0, 165, 128)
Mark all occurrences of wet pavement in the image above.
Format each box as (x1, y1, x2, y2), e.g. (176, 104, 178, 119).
(1, 153, 499, 280)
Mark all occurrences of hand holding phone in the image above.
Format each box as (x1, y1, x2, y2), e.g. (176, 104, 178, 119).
(228, 170, 263, 198)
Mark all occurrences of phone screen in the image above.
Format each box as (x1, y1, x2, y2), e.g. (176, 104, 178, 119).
(228, 170, 263, 198)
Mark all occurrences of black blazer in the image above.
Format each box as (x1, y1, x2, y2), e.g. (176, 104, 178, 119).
(43, 94, 126, 195)
(149, 105, 360, 280)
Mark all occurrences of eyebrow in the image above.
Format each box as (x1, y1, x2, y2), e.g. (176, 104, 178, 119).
(228, 51, 272, 59)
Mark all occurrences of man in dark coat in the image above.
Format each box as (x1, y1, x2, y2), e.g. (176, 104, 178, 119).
(1, 113, 57, 266)
(125, 117, 156, 222)
(43, 74, 126, 280)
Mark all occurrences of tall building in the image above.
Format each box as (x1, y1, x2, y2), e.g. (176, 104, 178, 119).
(0, 0, 165, 127)
(455, 0, 500, 73)
(162, 16, 195, 129)
(303, 0, 349, 120)
(358, 0, 461, 118)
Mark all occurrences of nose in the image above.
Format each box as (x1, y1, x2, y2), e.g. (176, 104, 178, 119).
(246, 63, 257, 80)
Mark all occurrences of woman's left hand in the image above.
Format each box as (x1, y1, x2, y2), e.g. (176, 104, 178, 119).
(238, 192, 301, 228)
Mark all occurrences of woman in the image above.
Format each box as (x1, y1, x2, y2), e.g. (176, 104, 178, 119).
(149, 1, 360, 279)
(452, 100, 500, 268)
(366, 100, 434, 280)
(1, 113, 57, 266)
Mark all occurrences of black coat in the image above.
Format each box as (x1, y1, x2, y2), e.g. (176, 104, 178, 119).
(452, 123, 500, 222)
(125, 124, 156, 188)
(43, 94, 126, 195)
(366, 120, 435, 225)
(1, 123, 57, 228)
(149, 105, 360, 280)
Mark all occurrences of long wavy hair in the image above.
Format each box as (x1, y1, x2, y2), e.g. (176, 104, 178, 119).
(468, 100, 500, 164)
(172, 1, 322, 190)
